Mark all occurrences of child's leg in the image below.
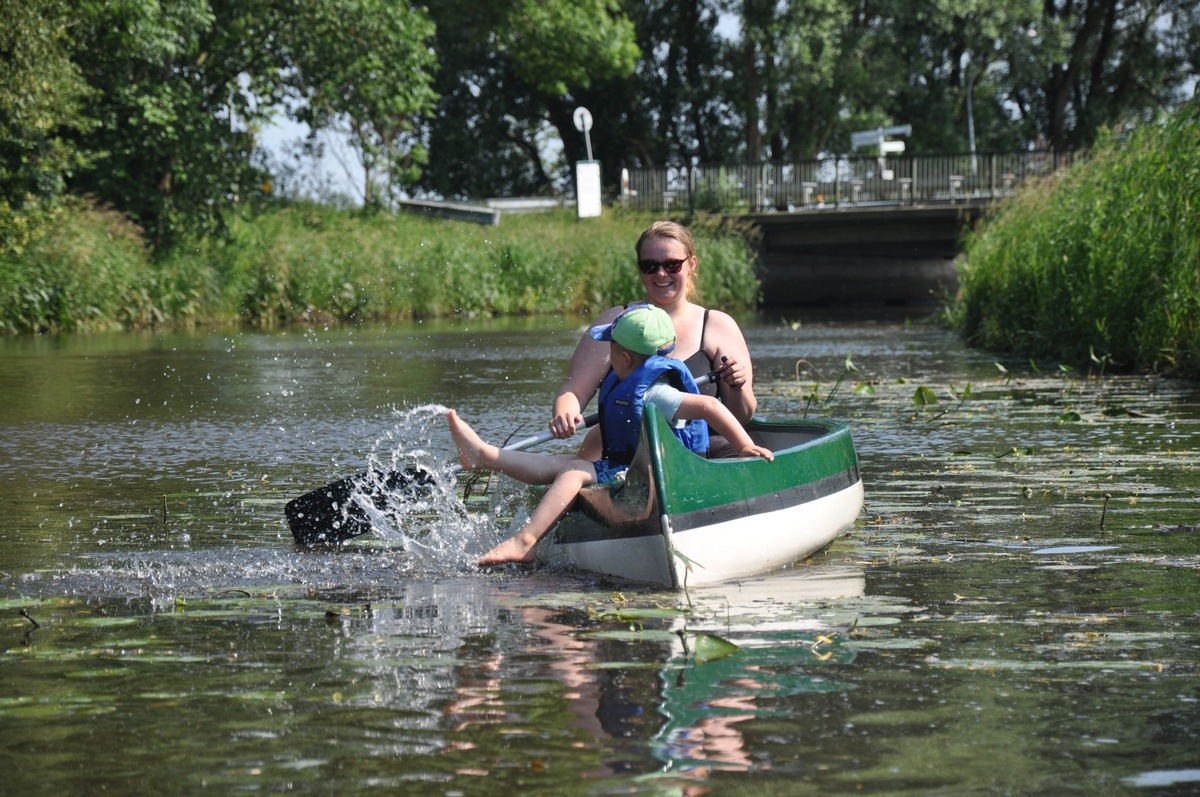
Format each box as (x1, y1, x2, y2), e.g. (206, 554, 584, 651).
(478, 459, 596, 565)
(447, 409, 577, 485)
(576, 425, 602, 461)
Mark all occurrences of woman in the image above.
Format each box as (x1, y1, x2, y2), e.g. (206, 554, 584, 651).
(550, 220, 757, 458)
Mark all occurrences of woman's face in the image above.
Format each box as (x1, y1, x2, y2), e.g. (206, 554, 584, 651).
(637, 235, 694, 307)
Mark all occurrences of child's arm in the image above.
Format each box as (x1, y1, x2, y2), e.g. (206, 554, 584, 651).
(673, 393, 774, 461)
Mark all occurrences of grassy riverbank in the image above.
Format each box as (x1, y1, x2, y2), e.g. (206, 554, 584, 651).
(950, 103, 1200, 378)
(0, 204, 761, 333)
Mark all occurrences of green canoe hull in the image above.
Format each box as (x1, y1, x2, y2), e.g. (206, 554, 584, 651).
(538, 408, 863, 588)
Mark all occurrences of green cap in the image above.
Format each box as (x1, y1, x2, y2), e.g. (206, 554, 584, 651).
(589, 305, 677, 356)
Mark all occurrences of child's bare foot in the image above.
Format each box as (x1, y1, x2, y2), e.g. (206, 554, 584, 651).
(446, 409, 495, 470)
(477, 533, 540, 566)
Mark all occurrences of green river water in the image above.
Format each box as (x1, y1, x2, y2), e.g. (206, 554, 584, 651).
(1, 313, 1197, 796)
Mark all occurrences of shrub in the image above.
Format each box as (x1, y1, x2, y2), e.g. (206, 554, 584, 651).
(0, 199, 763, 332)
(951, 103, 1200, 376)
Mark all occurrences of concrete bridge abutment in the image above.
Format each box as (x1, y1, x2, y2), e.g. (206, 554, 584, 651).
(741, 201, 988, 307)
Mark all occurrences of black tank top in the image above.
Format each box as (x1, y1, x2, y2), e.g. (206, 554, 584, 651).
(681, 309, 719, 398)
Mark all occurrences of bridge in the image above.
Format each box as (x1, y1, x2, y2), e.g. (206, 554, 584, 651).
(744, 201, 986, 307)
(620, 151, 1078, 307)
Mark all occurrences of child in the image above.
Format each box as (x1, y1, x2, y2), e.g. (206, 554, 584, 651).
(447, 305, 773, 566)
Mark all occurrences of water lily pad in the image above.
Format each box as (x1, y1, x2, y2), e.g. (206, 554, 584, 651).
(75, 617, 143, 628)
(65, 667, 133, 679)
(844, 637, 938, 651)
(1033, 545, 1119, 555)
(693, 633, 739, 664)
(582, 628, 680, 643)
(595, 606, 691, 622)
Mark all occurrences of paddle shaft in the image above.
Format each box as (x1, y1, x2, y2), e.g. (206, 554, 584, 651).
(502, 367, 718, 451)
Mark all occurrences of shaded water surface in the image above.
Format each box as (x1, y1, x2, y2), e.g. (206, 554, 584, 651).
(2, 314, 1198, 796)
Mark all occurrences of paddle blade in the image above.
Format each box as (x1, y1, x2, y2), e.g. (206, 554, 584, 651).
(284, 466, 436, 546)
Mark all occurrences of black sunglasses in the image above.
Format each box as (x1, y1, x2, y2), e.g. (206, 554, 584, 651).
(637, 257, 688, 275)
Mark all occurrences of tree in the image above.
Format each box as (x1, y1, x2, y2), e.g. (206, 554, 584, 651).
(727, 0, 1197, 163)
(1030, 0, 1196, 150)
(417, 0, 640, 199)
(605, 0, 738, 168)
(66, 0, 290, 251)
(0, 0, 94, 255)
(288, 0, 439, 208)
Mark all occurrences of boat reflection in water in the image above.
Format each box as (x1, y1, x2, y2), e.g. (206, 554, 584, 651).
(467, 564, 867, 780)
(649, 565, 865, 779)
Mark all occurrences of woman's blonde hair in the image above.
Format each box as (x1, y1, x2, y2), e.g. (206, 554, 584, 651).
(635, 221, 698, 299)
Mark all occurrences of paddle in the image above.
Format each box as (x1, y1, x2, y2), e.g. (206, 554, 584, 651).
(284, 369, 721, 546)
(284, 414, 598, 546)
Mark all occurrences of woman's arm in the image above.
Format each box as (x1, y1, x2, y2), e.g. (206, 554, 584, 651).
(550, 306, 623, 438)
(704, 310, 758, 424)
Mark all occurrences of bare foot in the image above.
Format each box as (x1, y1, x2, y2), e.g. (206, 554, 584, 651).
(446, 409, 495, 470)
(477, 532, 540, 566)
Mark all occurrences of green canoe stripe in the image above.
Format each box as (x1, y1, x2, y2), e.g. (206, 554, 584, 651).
(553, 465, 860, 545)
(669, 466, 860, 533)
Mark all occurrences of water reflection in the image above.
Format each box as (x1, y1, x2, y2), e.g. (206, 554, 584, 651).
(651, 568, 865, 780)
(2, 314, 1199, 795)
(288, 561, 872, 784)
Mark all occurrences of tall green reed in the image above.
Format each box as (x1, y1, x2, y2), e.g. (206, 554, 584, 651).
(0, 200, 163, 333)
(197, 205, 760, 325)
(950, 103, 1199, 377)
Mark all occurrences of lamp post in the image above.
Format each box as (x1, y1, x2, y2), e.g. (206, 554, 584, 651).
(967, 68, 979, 176)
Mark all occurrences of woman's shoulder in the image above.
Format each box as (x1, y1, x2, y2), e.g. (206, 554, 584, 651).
(593, 304, 628, 324)
(700, 306, 747, 338)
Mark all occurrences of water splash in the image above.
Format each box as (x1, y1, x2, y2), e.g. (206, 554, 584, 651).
(351, 403, 512, 570)
(26, 546, 421, 611)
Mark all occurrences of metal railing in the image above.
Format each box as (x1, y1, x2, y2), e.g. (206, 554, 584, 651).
(618, 151, 1080, 213)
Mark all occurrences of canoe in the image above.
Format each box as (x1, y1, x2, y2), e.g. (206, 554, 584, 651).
(536, 406, 863, 588)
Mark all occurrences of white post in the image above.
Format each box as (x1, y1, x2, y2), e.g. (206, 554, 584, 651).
(573, 108, 601, 218)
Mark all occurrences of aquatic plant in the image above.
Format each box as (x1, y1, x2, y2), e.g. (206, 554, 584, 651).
(950, 103, 1200, 378)
(795, 352, 867, 416)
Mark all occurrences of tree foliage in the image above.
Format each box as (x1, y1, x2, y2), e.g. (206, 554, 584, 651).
(0, 0, 94, 255)
(0, 0, 1195, 250)
(416, 0, 640, 200)
(4, 0, 441, 251)
(66, 0, 288, 251)
(287, 0, 439, 208)
(417, 0, 1195, 195)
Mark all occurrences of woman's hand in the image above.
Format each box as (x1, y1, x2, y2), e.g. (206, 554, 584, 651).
(715, 355, 748, 391)
(705, 310, 757, 424)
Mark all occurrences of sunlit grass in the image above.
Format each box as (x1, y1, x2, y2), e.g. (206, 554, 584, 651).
(0, 202, 761, 332)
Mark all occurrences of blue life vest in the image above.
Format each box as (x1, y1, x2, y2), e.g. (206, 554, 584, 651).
(597, 356, 710, 465)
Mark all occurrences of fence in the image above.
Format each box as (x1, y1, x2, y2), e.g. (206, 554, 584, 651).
(618, 151, 1080, 213)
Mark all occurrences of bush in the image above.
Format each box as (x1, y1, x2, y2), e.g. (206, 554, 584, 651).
(0, 199, 763, 332)
(0, 199, 157, 332)
(205, 204, 762, 325)
(950, 103, 1200, 376)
